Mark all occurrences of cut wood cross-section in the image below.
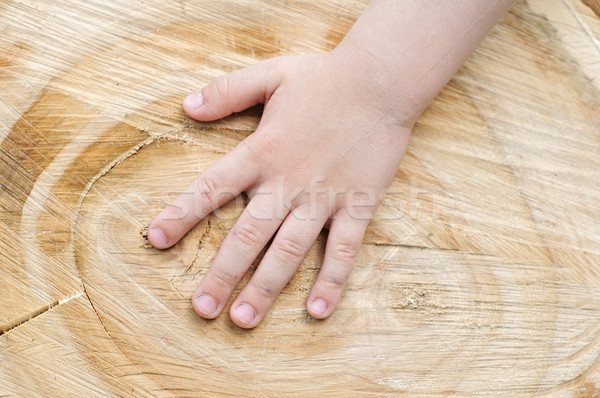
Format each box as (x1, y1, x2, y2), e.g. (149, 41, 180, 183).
(1, 0, 599, 396)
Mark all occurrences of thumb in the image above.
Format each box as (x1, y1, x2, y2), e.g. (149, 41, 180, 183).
(183, 59, 281, 121)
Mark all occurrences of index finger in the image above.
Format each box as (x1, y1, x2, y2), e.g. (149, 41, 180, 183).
(148, 143, 259, 249)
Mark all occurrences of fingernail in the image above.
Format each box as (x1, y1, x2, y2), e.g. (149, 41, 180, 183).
(310, 298, 327, 316)
(148, 228, 167, 249)
(233, 303, 256, 325)
(195, 294, 218, 316)
(183, 92, 203, 110)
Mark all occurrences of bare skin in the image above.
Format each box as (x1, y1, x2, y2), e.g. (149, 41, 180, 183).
(148, 0, 515, 328)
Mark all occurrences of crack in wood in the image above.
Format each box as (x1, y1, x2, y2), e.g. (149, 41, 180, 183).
(80, 287, 166, 396)
(0, 291, 85, 336)
(182, 217, 212, 278)
(364, 241, 490, 256)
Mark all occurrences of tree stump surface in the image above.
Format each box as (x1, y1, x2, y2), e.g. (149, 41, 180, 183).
(1, 0, 599, 396)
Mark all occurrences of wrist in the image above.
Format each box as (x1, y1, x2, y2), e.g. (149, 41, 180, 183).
(328, 0, 515, 131)
(328, 41, 423, 130)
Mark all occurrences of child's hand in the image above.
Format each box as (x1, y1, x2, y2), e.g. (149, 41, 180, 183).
(148, 50, 411, 328)
(147, 0, 513, 328)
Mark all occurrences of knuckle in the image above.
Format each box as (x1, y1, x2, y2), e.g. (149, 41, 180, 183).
(161, 204, 187, 224)
(320, 274, 347, 291)
(195, 176, 220, 208)
(248, 280, 277, 300)
(272, 237, 304, 263)
(231, 223, 261, 248)
(331, 241, 359, 262)
(214, 74, 231, 99)
(209, 269, 240, 290)
(254, 139, 279, 160)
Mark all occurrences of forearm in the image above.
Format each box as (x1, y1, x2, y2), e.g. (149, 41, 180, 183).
(332, 0, 515, 127)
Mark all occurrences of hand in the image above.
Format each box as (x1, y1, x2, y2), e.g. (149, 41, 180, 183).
(148, 49, 411, 328)
(147, 0, 514, 328)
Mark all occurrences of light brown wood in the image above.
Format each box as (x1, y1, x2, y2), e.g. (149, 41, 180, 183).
(1, 0, 599, 396)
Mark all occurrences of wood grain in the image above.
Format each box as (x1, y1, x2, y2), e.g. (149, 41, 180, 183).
(1, 0, 599, 396)
(583, 0, 600, 17)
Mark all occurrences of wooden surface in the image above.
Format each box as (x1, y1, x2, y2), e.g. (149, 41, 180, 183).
(1, 0, 599, 396)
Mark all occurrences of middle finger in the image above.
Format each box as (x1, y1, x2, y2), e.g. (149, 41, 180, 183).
(192, 194, 286, 319)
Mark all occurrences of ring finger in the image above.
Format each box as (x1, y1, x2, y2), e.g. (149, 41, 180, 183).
(229, 202, 330, 328)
